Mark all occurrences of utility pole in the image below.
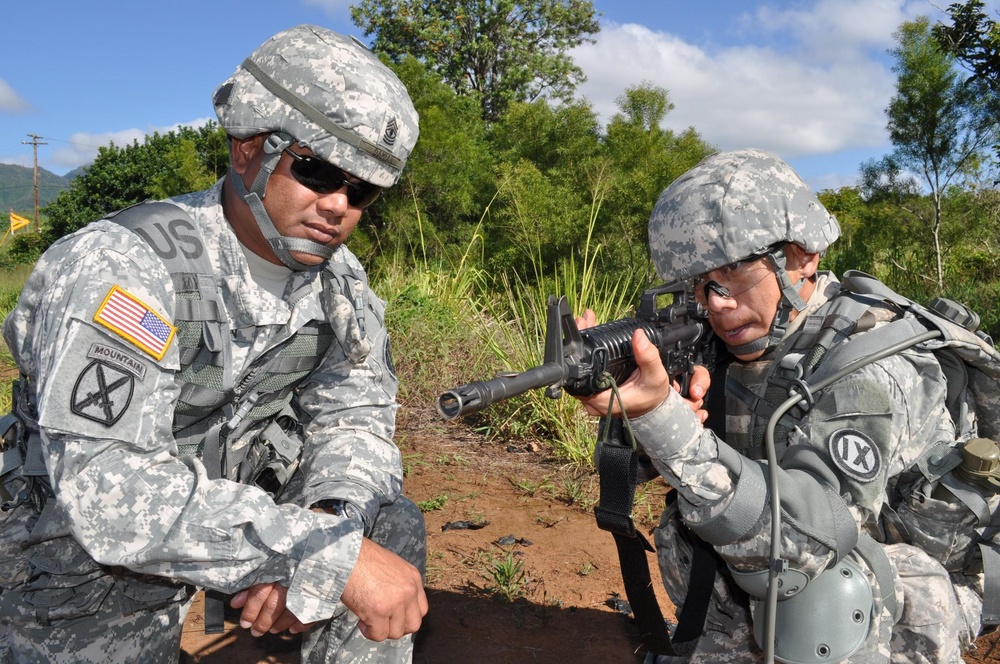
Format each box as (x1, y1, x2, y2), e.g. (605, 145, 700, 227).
(21, 134, 47, 234)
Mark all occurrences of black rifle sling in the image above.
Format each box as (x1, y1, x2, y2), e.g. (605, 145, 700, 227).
(595, 416, 676, 656)
(595, 357, 732, 656)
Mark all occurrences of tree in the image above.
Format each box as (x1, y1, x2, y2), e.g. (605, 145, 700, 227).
(42, 124, 228, 247)
(865, 17, 999, 290)
(362, 57, 496, 269)
(483, 97, 604, 280)
(601, 83, 714, 279)
(934, 0, 1000, 90)
(350, 0, 600, 122)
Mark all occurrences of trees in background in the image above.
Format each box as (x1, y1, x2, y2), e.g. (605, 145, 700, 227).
(861, 17, 999, 291)
(29, 8, 1000, 336)
(36, 61, 710, 300)
(350, 0, 600, 122)
(42, 124, 228, 246)
(935, 0, 1000, 92)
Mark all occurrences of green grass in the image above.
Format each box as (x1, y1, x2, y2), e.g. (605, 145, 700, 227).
(417, 494, 449, 512)
(0, 264, 31, 413)
(483, 547, 528, 602)
(371, 176, 647, 470)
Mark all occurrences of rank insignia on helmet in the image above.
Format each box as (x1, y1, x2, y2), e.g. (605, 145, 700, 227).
(93, 285, 176, 360)
(71, 360, 135, 426)
(829, 428, 881, 482)
(381, 117, 399, 148)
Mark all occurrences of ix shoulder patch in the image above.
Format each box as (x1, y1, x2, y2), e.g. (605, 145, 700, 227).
(829, 428, 882, 483)
(93, 285, 176, 360)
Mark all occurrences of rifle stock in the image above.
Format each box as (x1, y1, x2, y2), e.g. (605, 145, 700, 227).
(437, 282, 714, 420)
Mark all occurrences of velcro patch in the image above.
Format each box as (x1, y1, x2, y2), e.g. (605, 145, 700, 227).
(93, 285, 175, 360)
(87, 343, 148, 381)
(72, 360, 135, 426)
(829, 428, 881, 483)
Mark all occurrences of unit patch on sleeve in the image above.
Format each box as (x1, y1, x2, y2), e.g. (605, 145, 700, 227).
(828, 428, 881, 483)
(71, 360, 135, 426)
(93, 285, 176, 360)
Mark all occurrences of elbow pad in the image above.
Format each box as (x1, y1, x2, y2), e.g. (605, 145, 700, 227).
(687, 442, 769, 546)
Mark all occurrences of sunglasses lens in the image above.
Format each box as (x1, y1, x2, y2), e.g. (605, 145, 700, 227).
(287, 151, 382, 207)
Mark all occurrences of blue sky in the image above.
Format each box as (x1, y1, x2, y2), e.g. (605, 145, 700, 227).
(0, 0, 991, 190)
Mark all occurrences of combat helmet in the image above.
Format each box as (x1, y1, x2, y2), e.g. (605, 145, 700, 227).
(648, 148, 841, 355)
(213, 24, 419, 269)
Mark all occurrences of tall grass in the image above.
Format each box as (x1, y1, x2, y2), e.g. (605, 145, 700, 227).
(0, 264, 32, 412)
(383, 172, 648, 468)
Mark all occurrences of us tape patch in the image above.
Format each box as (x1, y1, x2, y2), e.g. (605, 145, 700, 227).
(72, 360, 135, 426)
(93, 285, 175, 360)
(829, 428, 881, 482)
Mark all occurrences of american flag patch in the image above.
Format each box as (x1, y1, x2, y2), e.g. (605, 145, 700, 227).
(93, 285, 176, 360)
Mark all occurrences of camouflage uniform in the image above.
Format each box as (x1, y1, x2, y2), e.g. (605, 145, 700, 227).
(634, 149, 986, 663)
(0, 25, 424, 664)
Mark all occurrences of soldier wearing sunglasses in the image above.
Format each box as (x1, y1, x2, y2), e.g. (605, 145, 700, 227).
(0, 25, 426, 663)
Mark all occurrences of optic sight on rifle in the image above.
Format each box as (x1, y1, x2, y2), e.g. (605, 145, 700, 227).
(436, 281, 715, 420)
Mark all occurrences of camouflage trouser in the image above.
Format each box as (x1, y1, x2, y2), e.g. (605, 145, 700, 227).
(0, 589, 193, 664)
(0, 495, 426, 664)
(300, 495, 427, 664)
(650, 506, 979, 663)
(0, 496, 194, 664)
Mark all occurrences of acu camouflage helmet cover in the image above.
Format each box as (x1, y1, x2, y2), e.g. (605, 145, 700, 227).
(213, 24, 419, 188)
(647, 148, 841, 283)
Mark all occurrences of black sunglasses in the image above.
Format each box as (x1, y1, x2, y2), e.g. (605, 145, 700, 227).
(283, 148, 381, 208)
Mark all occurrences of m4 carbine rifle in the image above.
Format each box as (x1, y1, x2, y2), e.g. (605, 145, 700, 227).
(437, 280, 717, 657)
(436, 281, 716, 420)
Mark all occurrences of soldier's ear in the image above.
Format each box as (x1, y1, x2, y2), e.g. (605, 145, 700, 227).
(786, 243, 820, 279)
(229, 134, 268, 176)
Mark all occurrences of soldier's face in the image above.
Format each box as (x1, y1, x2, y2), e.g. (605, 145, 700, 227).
(261, 146, 366, 267)
(229, 135, 368, 268)
(693, 244, 817, 361)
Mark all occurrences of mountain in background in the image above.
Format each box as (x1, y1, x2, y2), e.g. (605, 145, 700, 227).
(0, 164, 74, 216)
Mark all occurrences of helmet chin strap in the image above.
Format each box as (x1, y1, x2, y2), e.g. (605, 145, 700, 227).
(725, 246, 808, 357)
(230, 132, 335, 271)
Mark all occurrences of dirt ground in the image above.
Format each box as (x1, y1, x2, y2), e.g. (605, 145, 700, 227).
(179, 405, 1000, 663)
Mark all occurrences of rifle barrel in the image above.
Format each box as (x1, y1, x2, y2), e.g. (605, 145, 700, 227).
(436, 362, 566, 420)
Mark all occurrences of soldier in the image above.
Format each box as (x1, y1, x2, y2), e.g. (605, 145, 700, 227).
(0, 24, 427, 663)
(576, 149, 989, 662)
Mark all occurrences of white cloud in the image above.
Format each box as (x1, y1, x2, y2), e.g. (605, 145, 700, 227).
(750, 0, 929, 57)
(572, 20, 896, 159)
(50, 118, 215, 171)
(0, 79, 31, 113)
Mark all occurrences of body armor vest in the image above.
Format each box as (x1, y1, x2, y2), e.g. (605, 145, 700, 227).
(108, 201, 336, 495)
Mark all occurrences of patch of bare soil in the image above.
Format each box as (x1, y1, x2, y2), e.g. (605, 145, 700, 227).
(179, 405, 1000, 663)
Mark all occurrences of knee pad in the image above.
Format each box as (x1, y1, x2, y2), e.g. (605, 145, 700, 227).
(731, 557, 873, 664)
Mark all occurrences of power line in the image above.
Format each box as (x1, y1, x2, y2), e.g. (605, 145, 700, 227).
(21, 134, 47, 234)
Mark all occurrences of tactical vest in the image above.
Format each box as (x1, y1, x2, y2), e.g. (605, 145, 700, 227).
(105, 200, 342, 496)
(738, 270, 1000, 626)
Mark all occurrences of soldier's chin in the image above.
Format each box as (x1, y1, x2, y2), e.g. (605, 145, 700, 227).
(726, 334, 770, 361)
(289, 249, 334, 268)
